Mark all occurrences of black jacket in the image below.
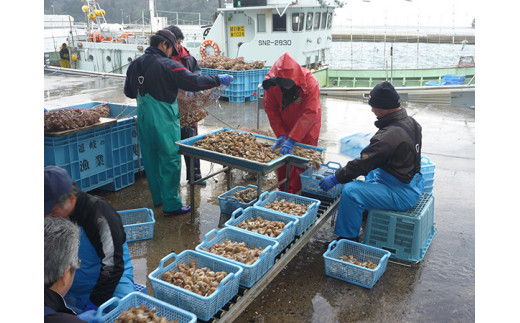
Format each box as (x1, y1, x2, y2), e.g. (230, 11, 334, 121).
(124, 46, 220, 104)
(44, 288, 86, 323)
(335, 108, 422, 184)
(69, 191, 127, 306)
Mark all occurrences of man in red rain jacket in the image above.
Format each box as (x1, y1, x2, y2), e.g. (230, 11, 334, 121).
(262, 52, 322, 193)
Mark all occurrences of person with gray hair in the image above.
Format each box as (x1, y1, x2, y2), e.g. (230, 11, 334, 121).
(44, 217, 100, 322)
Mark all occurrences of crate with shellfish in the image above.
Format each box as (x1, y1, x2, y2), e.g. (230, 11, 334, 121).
(195, 227, 279, 288)
(148, 250, 243, 321)
(323, 239, 391, 289)
(225, 206, 299, 256)
(44, 101, 141, 192)
(96, 291, 197, 323)
(300, 161, 344, 199)
(117, 208, 155, 242)
(254, 191, 321, 236)
(218, 185, 262, 215)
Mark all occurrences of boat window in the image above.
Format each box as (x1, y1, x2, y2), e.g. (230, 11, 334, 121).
(272, 13, 286, 32)
(306, 13, 313, 30)
(313, 12, 320, 29)
(327, 12, 333, 29)
(321, 12, 327, 29)
(292, 13, 304, 31)
(257, 14, 266, 32)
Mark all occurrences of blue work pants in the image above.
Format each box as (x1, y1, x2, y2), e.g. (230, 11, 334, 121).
(334, 168, 424, 238)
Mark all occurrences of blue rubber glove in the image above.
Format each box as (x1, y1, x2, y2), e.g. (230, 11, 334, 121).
(272, 135, 286, 150)
(218, 74, 234, 86)
(83, 300, 98, 312)
(319, 174, 339, 191)
(280, 137, 296, 155)
(77, 309, 102, 323)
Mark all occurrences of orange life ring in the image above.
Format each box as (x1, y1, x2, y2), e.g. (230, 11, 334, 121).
(199, 40, 220, 59)
(120, 31, 134, 39)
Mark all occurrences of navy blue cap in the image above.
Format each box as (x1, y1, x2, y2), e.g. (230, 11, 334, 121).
(44, 166, 73, 216)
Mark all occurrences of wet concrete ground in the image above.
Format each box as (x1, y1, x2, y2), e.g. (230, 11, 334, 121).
(44, 72, 475, 322)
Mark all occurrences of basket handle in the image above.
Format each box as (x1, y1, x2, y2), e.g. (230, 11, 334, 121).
(283, 220, 295, 232)
(309, 202, 319, 213)
(203, 228, 219, 243)
(96, 296, 120, 320)
(258, 191, 269, 203)
(259, 244, 274, 260)
(310, 174, 325, 183)
(158, 252, 178, 270)
(230, 208, 243, 220)
(421, 156, 431, 164)
(148, 209, 155, 221)
(325, 161, 342, 169)
(326, 240, 338, 252)
(217, 272, 233, 288)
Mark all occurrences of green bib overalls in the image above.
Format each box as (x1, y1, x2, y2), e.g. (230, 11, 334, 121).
(137, 93, 183, 211)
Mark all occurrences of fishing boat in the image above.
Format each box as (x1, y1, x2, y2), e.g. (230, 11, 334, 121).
(65, 0, 344, 74)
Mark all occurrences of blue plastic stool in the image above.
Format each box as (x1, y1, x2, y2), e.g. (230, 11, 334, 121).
(362, 194, 435, 263)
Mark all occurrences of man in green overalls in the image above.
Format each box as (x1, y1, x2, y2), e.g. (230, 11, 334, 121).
(124, 29, 233, 215)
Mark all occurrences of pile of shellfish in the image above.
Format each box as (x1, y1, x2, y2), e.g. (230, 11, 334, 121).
(115, 305, 177, 323)
(198, 56, 265, 71)
(201, 239, 263, 265)
(232, 187, 258, 203)
(161, 259, 228, 297)
(194, 130, 323, 167)
(236, 216, 286, 238)
(263, 199, 308, 216)
(339, 255, 378, 270)
(194, 131, 281, 163)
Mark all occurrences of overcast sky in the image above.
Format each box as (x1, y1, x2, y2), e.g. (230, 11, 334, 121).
(333, 0, 476, 27)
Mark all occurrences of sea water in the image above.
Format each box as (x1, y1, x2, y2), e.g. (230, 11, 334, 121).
(329, 41, 475, 70)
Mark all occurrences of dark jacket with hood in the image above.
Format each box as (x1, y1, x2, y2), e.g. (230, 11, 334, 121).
(124, 46, 220, 104)
(68, 191, 127, 306)
(335, 108, 422, 184)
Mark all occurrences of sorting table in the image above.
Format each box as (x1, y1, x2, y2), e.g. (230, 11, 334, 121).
(176, 128, 324, 222)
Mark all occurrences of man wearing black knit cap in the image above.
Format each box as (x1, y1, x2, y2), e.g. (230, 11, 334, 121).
(124, 29, 233, 216)
(319, 81, 425, 241)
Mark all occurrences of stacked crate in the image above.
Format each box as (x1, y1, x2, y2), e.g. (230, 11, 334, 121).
(201, 68, 269, 103)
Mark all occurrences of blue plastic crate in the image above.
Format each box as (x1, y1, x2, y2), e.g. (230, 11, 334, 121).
(300, 161, 344, 199)
(218, 185, 261, 215)
(323, 239, 390, 289)
(363, 193, 436, 262)
(148, 250, 243, 321)
(225, 206, 298, 256)
(254, 191, 321, 236)
(97, 292, 196, 323)
(44, 102, 141, 192)
(421, 156, 435, 193)
(201, 68, 269, 101)
(196, 227, 278, 288)
(44, 125, 115, 192)
(339, 132, 372, 158)
(117, 208, 155, 242)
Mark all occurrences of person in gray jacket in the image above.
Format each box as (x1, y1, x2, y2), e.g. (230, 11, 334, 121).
(319, 81, 425, 241)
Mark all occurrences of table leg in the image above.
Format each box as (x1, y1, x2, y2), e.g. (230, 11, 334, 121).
(189, 156, 195, 223)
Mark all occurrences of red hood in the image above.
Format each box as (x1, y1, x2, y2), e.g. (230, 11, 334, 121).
(265, 52, 310, 94)
(171, 45, 190, 62)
